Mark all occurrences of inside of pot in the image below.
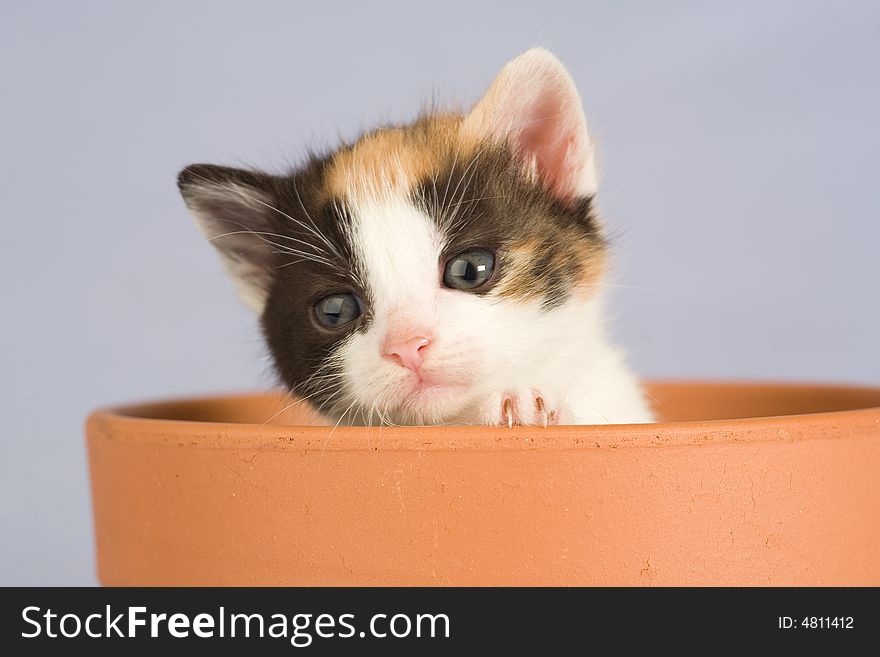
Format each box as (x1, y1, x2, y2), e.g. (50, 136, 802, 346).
(111, 382, 880, 426)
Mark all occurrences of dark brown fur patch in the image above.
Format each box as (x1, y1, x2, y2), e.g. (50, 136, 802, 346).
(404, 124, 606, 308)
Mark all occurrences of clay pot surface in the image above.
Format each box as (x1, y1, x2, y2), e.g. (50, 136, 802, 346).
(86, 381, 880, 586)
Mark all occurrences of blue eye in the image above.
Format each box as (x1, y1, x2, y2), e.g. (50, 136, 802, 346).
(314, 293, 363, 328)
(443, 249, 495, 290)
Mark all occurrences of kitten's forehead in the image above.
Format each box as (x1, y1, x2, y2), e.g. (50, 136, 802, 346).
(345, 193, 440, 318)
(324, 115, 474, 201)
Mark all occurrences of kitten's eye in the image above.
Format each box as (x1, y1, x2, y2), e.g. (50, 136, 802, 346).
(443, 249, 495, 291)
(314, 293, 363, 329)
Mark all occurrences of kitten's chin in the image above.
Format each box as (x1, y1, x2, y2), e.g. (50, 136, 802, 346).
(385, 376, 471, 425)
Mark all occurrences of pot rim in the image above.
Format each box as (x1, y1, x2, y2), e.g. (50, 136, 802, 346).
(85, 379, 880, 452)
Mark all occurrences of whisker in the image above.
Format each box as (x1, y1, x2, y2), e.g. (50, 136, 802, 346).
(319, 397, 359, 464)
(447, 194, 504, 207)
(209, 224, 336, 268)
(292, 177, 344, 260)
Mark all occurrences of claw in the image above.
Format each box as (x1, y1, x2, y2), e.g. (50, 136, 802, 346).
(535, 396, 548, 428)
(502, 397, 514, 429)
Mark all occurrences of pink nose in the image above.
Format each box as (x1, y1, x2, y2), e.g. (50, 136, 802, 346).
(384, 336, 431, 371)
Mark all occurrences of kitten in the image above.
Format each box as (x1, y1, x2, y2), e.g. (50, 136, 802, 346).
(178, 48, 653, 426)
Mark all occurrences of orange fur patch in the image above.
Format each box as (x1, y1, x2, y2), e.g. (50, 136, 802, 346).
(325, 115, 477, 201)
(494, 236, 605, 303)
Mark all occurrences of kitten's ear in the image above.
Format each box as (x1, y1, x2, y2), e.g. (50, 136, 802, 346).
(463, 48, 598, 201)
(177, 164, 278, 313)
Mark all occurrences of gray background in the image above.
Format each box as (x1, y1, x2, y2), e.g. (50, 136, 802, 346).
(1, 1, 877, 585)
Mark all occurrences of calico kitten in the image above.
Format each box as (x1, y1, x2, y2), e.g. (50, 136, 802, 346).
(178, 48, 653, 426)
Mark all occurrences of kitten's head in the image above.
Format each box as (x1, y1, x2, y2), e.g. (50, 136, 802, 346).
(178, 48, 607, 424)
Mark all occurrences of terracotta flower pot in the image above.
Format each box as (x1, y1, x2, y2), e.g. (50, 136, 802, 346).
(86, 381, 880, 586)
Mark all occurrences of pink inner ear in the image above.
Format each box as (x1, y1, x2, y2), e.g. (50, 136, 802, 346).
(465, 50, 596, 201)
(514, 93, 585, 201)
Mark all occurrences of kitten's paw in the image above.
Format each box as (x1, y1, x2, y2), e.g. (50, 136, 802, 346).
(483, 389, 565, 428)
